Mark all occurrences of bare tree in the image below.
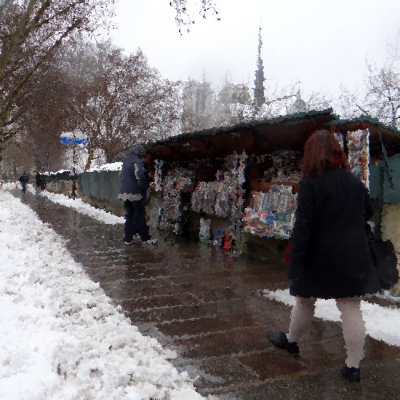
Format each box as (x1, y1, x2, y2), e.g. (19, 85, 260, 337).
(65, 41, 181, 169)
(0, 0, 116, 145)
(1, 138, 34, 178)
(337, 31, 400, 130)
(170, 0, 220, 33)
(0, 0, 218, 143)
(337, 64, 399, 129)
(254, 81, 330, 119)
(363, 63, 399, 128)
(21, 55, 70, 171)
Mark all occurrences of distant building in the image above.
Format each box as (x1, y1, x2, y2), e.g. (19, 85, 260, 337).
(288, 90, 307, 114)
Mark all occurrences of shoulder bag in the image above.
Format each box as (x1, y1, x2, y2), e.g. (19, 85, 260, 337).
(366, 224, 399, 290)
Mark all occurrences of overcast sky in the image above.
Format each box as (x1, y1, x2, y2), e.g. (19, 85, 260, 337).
(110, 0, 400, 99)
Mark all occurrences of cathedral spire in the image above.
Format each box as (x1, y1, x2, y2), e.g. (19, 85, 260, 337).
(253, 27, 266, 109)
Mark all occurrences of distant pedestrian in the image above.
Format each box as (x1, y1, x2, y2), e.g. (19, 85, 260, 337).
(118, 145, 156, 246)
(35, 171, 45, 190)
(267, 130, 380, 383)
(18, 172, 29, 193)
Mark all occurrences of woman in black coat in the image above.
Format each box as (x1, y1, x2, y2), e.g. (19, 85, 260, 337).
(268, 130, 380, 383)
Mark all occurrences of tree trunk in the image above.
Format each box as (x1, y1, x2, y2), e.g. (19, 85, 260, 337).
(85, 147, 94, 171)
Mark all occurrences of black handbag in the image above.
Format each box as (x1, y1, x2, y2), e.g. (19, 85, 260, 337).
(366, 224, 399, 290)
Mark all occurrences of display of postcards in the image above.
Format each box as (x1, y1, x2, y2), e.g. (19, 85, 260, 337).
(237, 152, 248, 186)
(242, 205, 295, 239)
(215, 190, 231, 217)
(347, 129, 370, 188)
(158, 215, 169, 230)
(268, 186, 281, 211)
(161, 167, 195, 193)
(175, 176, 194, 192)
(163, 177, 175, 192)
(199, 217, 212, 240)
(260, 192, 272, 211)
(191, 197, 201, 213)
(271, 169, 301, 183)
(172, 223, 181, 235)
(242, 208, 253, 221)
(191, 182, 206, 213)
(202, 182, 218, 215)
(154, 159, 164, 192)
(158, 188, 182, 233)
(265, 215, 274, 225)
(262, 150, 300, 183)
(148, 197, 163, 229)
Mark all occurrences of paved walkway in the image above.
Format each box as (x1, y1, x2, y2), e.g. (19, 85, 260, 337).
(17, 190, 400, 399)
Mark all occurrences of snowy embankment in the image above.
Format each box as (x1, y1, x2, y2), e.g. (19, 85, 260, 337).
(39, 191, 124, 225)
(0, 189, 204, 400)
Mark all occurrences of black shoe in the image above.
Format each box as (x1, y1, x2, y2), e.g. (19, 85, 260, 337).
(267, 331, 299, 354)
(340, 366, 360, 383)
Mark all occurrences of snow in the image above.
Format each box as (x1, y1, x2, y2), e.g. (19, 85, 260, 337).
(88, 162, 122, 172)
(42, 170, 71, 176)
(39, 191, 124, 225)
(0, 188, 205, 400)
(2, 181, 400, 399)
(264, 289, 400, 347)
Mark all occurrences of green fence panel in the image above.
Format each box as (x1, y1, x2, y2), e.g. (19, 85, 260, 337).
(369, 155, 400, 204)
(382, 154, 400, 204)
(369, 163, 384, 202)
(78, 171, 121, 204)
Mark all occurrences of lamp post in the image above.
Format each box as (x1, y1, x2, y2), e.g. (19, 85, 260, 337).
(60, 133, 88, 200)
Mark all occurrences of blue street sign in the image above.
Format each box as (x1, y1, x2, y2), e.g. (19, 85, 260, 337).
(60, 137, 88, 145)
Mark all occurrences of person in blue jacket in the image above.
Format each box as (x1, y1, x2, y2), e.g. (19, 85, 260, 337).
(18, 172, 29, 193)
(118, 145, 155, 246)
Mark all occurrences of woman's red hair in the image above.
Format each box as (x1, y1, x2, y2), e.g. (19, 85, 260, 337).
(302, 130, 350, 178)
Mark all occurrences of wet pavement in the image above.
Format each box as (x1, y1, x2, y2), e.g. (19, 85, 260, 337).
(15, 190, 400, 399)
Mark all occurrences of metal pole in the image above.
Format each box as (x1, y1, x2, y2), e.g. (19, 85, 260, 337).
(71, 133, 77, 200)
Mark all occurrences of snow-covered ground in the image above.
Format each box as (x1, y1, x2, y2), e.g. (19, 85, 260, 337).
(264, 289, 400, 346)
(0, 186, 206, 400)
(1, 182, 400, 399)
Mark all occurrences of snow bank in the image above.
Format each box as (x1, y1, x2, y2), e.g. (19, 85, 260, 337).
(264, 288, 400, 347)
(0, 191, 203, 400)
(39, 191, 124, 225)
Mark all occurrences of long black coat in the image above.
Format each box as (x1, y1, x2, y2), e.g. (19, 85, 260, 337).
(289, 167, 380, 299)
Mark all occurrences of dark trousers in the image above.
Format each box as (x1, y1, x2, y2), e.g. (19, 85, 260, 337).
(123, 199, 150, 242)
